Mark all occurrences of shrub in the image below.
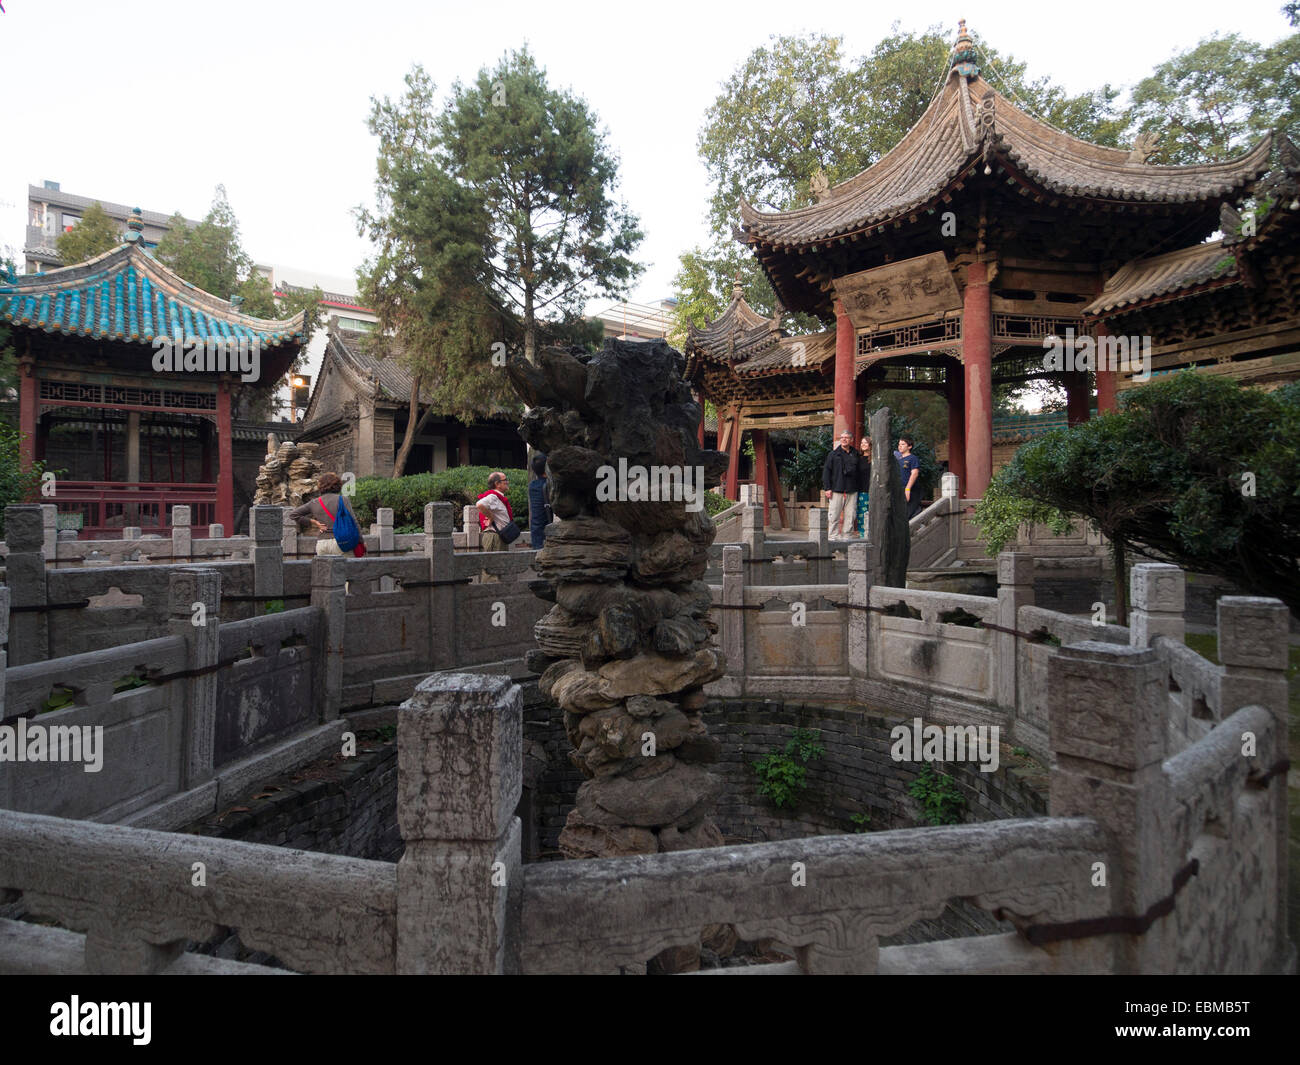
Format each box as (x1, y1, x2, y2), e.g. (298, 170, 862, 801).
(753, 727, 825, 808)
(350, 466, 529, 529)
(908, 765, 967, 825)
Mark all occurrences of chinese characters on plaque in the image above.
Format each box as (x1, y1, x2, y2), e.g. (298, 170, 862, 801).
(832, 252, 962, 329)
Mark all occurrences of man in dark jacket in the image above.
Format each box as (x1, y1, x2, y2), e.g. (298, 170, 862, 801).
(822, 429, 860, 540)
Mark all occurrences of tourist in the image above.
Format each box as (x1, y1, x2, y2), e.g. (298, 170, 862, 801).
(897, 436, 921, 519)
(289, 472, 353, 556)
(854, 435, 872, 537)
(821, 429, 859, 540)
(476, 471, 514, 552)
(528, 452, 551, 549)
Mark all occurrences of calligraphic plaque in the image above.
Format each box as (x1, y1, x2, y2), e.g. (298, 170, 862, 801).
(832, 252, 962, 329)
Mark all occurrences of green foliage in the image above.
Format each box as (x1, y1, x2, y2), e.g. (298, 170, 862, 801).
(971, 470, 1075, 555)
(982, 373, 1300, 618)
(703, 491, 732, 517)
(350, 466, 529, 530)
(262, 600, 285, 615)
(55, 202, 121, 264)
(849, 812, 872, 832)
(753, 728, 825, 809)
(908, 764, 967, 825)
(1126, 31, 1300, 163)
(438, 47, 644, 363)
(155, 188, 250, 303)
(0, 420, 50, 539)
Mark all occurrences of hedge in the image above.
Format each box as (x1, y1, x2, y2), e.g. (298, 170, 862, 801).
(350, 467, 530, 530)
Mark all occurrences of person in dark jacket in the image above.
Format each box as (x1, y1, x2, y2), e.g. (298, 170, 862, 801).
(528, 452, 551, 549)
(822, 429, 859, 540)
(853, 435, 872, 537)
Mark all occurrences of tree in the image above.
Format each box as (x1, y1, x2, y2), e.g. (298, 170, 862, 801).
(55, 202, 121, 264)
(357, 66, 518, 478)
(972, 373, 1300, 622)
(437, 47, 644, 364)
(1125, 31, 1300, 163)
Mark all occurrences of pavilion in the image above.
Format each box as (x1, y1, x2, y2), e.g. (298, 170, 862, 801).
(0, 211, 306, 536)
(687, 21, 1282, 508)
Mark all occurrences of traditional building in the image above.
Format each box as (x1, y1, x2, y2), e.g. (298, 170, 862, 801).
(690, 21, 1278, 502)
(296, 321, 526, 478)
(0, 215, 306, 536)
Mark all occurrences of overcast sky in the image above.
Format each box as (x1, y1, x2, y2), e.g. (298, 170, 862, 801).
(1, 0, 1293, 310)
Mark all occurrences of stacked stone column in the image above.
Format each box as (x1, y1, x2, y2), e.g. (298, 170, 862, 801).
(507, 340, 730, 861)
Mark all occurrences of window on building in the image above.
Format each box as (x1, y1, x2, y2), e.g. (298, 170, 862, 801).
(62, 213, 80, 232)
(337, 316, 374, 332)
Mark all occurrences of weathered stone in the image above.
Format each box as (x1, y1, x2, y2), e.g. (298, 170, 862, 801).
(533, 516, 631, 583)
(653, 616, 710, 655)
(533, 606, 589, 659)
(538, 658, 581, 702)
(866, 406, 909, 588)
(657, 818, 724, 853)
(594, 648, 726, 700)
(550, 667, 620, 714)
(625, 694, 677, 719)
(632, 530, 708, 584)
(558, 816, 658, 860)
(583, 603, 641, 665)
(575, 760, 720, 828)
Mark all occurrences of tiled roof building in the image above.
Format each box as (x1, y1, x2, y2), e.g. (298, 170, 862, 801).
(688, 21, 1297, 509)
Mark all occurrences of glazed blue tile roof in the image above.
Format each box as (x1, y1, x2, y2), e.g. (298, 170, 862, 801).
(0, 242, 306, 347)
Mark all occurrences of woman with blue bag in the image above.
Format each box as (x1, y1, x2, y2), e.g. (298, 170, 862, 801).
(289, 472, 368, 557)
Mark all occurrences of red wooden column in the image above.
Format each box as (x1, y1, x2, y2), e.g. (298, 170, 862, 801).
(725, 407, 742, 500)
(834, 300, 855, 438)
(1095, 320, 1118, 413)
(962, 263, 994, 498)
(17, 356, 38, 471)
(696, 391, 706, 447)
(216, 382, 235, 532)
(1066, 370, 1091, 426)
(752, 429, 769, 526)
(946, 365, 966, 494)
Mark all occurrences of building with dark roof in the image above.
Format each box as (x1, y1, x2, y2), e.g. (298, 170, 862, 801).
(296, 320, 525, 479)
(0, 212, 307, 536)
(688, 21, 1292, 506)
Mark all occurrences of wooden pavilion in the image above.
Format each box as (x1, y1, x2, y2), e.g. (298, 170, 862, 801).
(0, 213, 306, 536)
(687, 21, 1282, 509)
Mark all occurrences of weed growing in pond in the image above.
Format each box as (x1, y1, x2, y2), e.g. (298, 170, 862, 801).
(908, 764, 967, 825)
(753, 728, 825, 809)
(850, 812, 872, 832)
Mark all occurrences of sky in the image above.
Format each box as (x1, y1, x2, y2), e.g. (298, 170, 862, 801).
(1, 0, 1294, 314)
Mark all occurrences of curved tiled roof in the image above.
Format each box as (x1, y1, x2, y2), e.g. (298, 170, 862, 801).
(1084, 241, 1239, 316)
(0, 242, 306, 346)
(738, 72, 1273, 249)
(684, 288, 836, 383)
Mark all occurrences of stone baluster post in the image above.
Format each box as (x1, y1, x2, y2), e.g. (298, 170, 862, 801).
(122, 525, 142, 542)
(847, 541, 870, 678)
(208, 523, 224, 539)
(0, 585, 9, 719)
(941, 472, 960, 556)
(721, 545, 744, 682)
(310, 555, 348, 722)
(168, 568, 221, 790)
(807, 506, 829, 585)
(4, 505, 48, 666)
(741, 500, 764, 565)
(251, 506, 285, 601)
(41, 503, 57, 562)
(171, 505, 192, 562)
(375, 507, 395, 554)
(1048, 640, 1173, 973)
(426, 503, 457, 671)
(1128, 563, 1185, 647)
(1216, 596, 1291, 967)
(463, 505, 481, 549)
(396, 673, 522, 974)
(281, 509, 298, 559)
(997, 552, 1035, 714)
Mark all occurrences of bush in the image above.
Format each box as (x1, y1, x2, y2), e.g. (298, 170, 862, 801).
(350, 466, 529, 529)
(753, 728, 825, 809)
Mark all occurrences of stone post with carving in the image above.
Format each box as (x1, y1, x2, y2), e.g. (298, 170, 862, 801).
(997, 551, 1034, 713)
(848, 541, 870, 679)
(1048, 640, 1173, 973)
(171, 505, 192, 562)
(425, 502, 457, 672)
(396, 673, 522, 974)
(169, 568, 221, 790)
(251, 505, 285, 600)
(1129, 563, 1185, 647)
(310, 556, 347, 721)
(4, 505, 48, 666)
(808, 505, 829, 584)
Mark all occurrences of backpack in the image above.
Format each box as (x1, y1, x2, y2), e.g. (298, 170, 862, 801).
(319, 496, 366, 556)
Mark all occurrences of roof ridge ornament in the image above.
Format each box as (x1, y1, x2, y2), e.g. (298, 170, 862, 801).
(810, 168, 831, 203)
(123, 206, 144, 245)
(731, 271, 744, 301)
(1127, 130, 1160, 165)
(951, 18, 979, 78)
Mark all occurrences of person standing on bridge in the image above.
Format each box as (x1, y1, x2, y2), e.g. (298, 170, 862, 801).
(822, 429, 859, 540)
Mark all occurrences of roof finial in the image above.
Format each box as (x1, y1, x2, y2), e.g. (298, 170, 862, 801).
(951, 18, 979, 78)
(732, 271, 744, 301)
(124, 206, 144, 244)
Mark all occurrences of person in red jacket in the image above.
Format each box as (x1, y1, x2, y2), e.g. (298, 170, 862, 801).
(476, 471, 513, 552)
